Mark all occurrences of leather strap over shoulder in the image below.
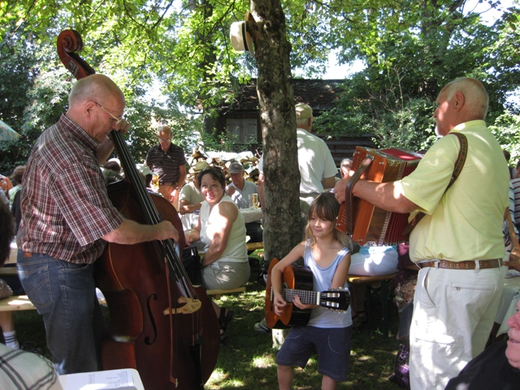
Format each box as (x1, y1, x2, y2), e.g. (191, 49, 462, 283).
(402, 132, 468, 236)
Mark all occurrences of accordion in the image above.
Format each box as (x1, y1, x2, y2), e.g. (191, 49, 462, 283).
(337, 147, 422, 245)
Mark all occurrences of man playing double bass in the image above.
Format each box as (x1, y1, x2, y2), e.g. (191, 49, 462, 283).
(16, 74, 179, 375)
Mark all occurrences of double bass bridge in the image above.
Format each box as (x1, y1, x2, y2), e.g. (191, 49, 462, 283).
(163, 297, 202, 315)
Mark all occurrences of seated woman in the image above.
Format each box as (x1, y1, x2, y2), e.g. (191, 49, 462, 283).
(185, 166, 250, 338)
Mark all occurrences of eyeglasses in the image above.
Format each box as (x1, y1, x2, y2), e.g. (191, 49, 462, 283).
(157, 136, 171, 143)
(94, 102, 124, 123)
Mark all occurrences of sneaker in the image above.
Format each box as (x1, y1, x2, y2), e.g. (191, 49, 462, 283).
(254, 318, 271, 333)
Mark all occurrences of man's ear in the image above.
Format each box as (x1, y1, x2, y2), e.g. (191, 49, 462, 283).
(84, 101, 96, 117)
(453, 91, 465, 111)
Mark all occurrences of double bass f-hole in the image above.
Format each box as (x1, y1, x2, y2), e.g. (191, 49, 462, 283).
(57, 29, 219, 390)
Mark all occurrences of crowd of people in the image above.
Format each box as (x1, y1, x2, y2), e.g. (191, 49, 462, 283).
(1, 74, 520, 390)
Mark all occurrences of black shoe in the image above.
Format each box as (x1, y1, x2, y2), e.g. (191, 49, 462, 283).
(218, 308, 234, 332)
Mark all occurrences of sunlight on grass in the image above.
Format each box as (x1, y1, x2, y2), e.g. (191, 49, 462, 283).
(207, 368, 227, 383)
(207, 368, 245, 388)
(252, 355, 276, 369)
(356, 354, 375, 362)
(214, 290, 266, 312)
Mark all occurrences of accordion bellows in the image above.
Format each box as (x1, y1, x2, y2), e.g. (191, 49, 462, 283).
(337, 147, 422, 245)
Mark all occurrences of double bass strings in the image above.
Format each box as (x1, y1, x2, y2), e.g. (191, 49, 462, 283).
(111, 131, 196, 296)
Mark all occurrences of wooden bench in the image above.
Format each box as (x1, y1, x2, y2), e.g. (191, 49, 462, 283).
(0, 266, 18, 276)
(0, 292, 108, 312)
(0, 295, 36, 312)
(348, 273, 398, 336)
(206, 286, 246, 299)
(246, 242, 264, 252)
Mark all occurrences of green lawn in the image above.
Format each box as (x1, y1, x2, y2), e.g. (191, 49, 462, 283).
(13, 261, 402, 389)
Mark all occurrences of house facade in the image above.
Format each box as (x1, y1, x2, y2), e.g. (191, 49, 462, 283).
(203, 78, 374, 165)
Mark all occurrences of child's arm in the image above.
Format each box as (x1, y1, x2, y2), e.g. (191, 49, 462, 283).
(292, 252, 351, 310)
(271, 242, 305, 315)
(331, 253, 351, 289)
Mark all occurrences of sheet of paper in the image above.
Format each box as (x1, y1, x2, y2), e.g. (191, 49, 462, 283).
(59, 369, 143, 390)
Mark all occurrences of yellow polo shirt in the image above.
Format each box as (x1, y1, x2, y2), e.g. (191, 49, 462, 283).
(395, 120, 509, 262)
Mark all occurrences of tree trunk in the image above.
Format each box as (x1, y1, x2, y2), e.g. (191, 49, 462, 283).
(248, 0, 301, 261)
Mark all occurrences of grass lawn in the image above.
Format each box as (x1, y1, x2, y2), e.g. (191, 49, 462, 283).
(12, 258, 402, 389)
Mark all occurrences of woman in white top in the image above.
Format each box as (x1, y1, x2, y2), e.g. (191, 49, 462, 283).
(186, 166, 250, 337)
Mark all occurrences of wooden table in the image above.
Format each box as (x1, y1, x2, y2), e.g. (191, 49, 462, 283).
(240, 207, 263, 223)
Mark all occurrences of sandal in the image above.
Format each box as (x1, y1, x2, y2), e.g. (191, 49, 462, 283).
(218, 308, 234, 332)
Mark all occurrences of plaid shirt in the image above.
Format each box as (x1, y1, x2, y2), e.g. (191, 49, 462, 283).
(17, 115, 124, 264)
(0, 343, 62, 389)
(145, 143, 186, 184)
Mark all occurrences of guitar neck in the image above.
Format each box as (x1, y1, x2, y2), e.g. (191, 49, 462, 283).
(283, 289, 319, 306)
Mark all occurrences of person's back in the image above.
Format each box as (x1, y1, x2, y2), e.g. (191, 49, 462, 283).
(294, 103, 337, 197)
(0, 343, 63, 390)
(294, 103, 337, 235)
(297, 128, 337, 196)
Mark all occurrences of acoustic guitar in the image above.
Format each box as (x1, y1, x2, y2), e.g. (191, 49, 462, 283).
(264, 258, 350, 329)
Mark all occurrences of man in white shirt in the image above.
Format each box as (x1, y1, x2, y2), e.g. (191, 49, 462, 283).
(257, 103, 338, 236)
(294, 103, 338, 230)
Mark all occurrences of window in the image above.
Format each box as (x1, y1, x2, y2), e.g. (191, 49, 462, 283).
(226, 118, 258, 143)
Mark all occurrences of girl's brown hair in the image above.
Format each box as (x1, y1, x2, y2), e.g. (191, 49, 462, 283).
(304, 192, 356, 252)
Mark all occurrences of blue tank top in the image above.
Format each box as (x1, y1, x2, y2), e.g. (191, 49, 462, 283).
(303, 240, 352, 328)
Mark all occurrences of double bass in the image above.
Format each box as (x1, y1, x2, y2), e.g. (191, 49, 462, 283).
(57, 29, 220, 389)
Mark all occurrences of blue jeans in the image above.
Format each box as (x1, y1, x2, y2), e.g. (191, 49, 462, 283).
(17, 251, 107, 375)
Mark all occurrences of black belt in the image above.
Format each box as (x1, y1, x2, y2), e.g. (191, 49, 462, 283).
(418, 259, 501, 270)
